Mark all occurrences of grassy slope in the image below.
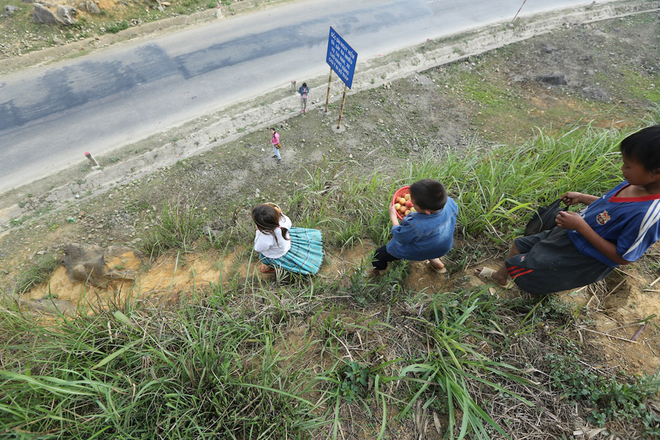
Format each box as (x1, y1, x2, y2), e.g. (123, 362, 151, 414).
(2, 9, 660, 440)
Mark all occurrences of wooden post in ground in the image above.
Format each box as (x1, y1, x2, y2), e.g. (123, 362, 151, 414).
(336, 84, 348, 129)
(324, 67, 333, 113)
(512, 0, 527, 22)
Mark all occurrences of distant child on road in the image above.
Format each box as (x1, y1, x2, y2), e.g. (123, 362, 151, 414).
(298, 82, 309, 113)
(270, 127, 281, 164)
(369, 179, 458, 276)
(476, 125, 660, 295)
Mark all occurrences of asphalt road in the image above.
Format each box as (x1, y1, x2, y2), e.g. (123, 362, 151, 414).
(0, 0, 602, 193)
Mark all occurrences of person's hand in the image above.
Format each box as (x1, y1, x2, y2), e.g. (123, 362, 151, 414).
(560, 192, 582, 206)
(555, 210, 586, 230)
(389, 204, 400, 225)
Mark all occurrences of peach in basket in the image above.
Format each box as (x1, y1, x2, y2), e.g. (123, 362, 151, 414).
(391, 186, 415, 220)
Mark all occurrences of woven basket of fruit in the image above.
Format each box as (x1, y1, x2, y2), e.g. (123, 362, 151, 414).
(391, 186, 415, 220)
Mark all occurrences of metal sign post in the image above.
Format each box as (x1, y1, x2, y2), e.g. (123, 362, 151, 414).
(325, 27, 358, 129)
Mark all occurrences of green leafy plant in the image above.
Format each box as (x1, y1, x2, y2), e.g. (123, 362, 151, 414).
(105, 20, 129, 34)
(398, 288, 532, 439)
(546, 350, 660, 434)
(13, 253, 61, 294)
(141, 199, 206, 257)
(337, 361, 370, 402)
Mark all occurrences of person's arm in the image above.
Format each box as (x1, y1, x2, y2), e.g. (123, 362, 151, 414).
(560, 192, 599, 206)
(555, 211, 630, 265)
(254, 231, 267, 253)
(389, 204, 400, 226)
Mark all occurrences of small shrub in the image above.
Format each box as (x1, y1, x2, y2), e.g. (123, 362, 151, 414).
(337, 361, 370, 402)
(14, 254, 61, 294)
(106, 20, 129, 34)
(546, 350, 660, 433)
(141, 200, 206, 257)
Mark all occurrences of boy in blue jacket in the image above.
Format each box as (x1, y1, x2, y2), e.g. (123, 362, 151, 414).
(369, 179, 458, 276)
(477, 125, 660, 295)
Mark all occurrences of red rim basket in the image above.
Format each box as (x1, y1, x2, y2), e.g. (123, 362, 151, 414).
(391, 186, 410, 220)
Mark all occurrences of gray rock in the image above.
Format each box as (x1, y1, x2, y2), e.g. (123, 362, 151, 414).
(582, 86, 610, 102)
(33, 3, 77, 25)
(56, 5, 77, 24)
(4, 5, 20, 16)
(537, 73, 567, 86)
(63, 243, 141, 287)
(33, 3, 61, 24)
(540, 43, 556, 54)
(77, 1, 99, 14)
(511, 74, 530, 83)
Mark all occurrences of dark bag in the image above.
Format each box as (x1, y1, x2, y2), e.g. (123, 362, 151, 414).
(523, 199, 568, 236)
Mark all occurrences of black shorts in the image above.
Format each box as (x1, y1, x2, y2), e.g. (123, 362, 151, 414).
(505, 228, 614, 296)
(371, 245, 400, 271)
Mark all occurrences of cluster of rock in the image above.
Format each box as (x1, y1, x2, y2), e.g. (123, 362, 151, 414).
(33, 3, 78, 25)
(3, 0, 101, 25)
(63, 243, 140, 287)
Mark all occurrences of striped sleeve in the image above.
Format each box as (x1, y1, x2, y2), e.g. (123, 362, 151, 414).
(622, 199, 660, 261)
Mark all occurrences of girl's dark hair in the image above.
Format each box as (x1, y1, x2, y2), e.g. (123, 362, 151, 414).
(302, 82, 307, 87)
(620, 125, 660, 172)
(409, 179, 447, 211)
(270, 127, 277, 133)
(252, 204, 290, 244)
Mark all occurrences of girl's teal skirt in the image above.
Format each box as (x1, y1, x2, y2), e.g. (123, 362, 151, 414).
(259, 227, 324, 275)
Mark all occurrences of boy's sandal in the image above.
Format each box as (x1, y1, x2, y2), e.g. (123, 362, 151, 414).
(426, 260, 447, 274)
(259, 265, 276, 274)
(475, 267, 496, 280)
(474, 267, 508, 287)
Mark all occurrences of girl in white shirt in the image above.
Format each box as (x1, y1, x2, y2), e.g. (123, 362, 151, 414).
(252, 204, 324, 275)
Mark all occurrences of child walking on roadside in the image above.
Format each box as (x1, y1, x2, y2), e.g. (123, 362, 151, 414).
(476, 125, 660, 296)
(252, 203, 324, 275)
(270, 128, 281, 164)
(369, 179, 458, 276)
(298, 82, 309, 113)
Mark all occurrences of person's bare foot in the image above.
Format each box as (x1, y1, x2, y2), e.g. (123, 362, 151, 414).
(426, 259, 447, 274)
(259, 265, 276, 274)
(474, 267, 508, 286)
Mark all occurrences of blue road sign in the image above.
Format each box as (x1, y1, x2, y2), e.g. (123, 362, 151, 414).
(326, 27, 358, 89)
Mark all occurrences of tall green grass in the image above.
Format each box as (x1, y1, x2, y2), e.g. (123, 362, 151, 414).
(404, 125, 623, 242)
(1, 123, 651, 439)
(0, 303, 322, 439)
(12, 253, 61, 295)
(286, 124, 625, 247)
(396, 287, 531, 439)
(142, 200, 207, 258)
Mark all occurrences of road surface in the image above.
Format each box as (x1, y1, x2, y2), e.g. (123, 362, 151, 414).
(0, 0, 607, 193)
